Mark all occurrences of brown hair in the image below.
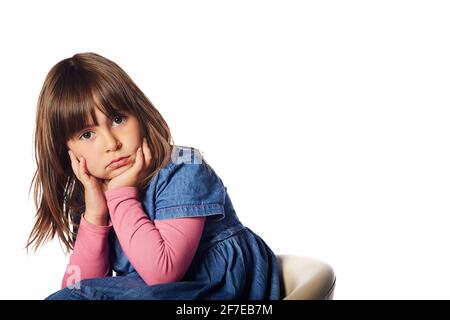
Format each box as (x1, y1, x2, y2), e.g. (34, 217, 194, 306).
(26, 52, 175, 255)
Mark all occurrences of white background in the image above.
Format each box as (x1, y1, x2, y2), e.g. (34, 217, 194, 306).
(1, 0, 449, 299)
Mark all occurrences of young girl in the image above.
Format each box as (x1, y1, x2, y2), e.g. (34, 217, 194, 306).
(27, 52, 281, 300)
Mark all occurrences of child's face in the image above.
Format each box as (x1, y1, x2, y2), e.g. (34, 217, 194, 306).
(66, 106, 144, 180)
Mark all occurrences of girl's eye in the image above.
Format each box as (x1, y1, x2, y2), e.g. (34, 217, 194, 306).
(79, 130, 96, 140)
(80, 132, 93, 140)
(113, 115, 127, 125)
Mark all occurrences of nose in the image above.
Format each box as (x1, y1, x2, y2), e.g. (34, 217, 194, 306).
(102, 130, 122, 151)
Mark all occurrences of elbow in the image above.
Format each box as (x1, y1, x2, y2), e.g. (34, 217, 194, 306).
(132, 239, 196, 285)
(138, 254, 188, 285)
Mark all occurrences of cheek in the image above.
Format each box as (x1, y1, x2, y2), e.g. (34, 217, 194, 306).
(84, 155, 103, 174)
(129, 120, 144, 147)
(129, 136, 142, 153)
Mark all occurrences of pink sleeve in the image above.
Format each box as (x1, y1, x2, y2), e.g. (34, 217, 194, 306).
(104, 186, 206, 285)
(61, 216, 113, 289)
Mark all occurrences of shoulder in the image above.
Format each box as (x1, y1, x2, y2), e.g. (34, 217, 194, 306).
(151, 145, 226, 220)
(169, 145, 205, 167)
(158, 145, 220, 187)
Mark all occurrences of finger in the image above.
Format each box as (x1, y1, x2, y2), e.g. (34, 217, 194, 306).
(142, 138, 152, 168)
(78, 157, 90, 182)
(68, 150, 80, 180)
(132, 147, 144, 172)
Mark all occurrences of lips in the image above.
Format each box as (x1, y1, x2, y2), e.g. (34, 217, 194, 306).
(108, 156, 129, 167)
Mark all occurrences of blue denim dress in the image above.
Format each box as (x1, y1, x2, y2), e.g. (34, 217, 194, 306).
(46, 146, 280, 300)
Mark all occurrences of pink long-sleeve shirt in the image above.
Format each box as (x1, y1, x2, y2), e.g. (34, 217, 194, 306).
(61, 186, 206, 289)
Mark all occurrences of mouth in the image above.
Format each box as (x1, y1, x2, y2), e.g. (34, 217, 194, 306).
(108, 156, 130, 169)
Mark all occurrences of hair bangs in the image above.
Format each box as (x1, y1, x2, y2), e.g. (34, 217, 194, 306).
(56, 73, 134, 143)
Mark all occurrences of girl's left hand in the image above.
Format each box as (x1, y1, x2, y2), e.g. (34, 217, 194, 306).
(102, 138, 152, 192)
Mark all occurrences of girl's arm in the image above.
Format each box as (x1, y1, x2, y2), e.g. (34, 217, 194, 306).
(60, 216, 112, 289)
(104, 186, 206, 286)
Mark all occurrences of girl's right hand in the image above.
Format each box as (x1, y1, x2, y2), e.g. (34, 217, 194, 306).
(68, 150, 109, 226)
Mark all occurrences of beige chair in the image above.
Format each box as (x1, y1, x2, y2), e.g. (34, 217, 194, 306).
(277, 255, 336, 300)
